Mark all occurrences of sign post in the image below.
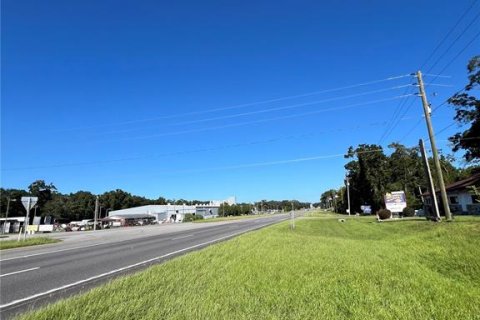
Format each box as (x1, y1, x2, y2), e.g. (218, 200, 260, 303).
(291, 202, 295, 230)
(19, 197, 38, 241)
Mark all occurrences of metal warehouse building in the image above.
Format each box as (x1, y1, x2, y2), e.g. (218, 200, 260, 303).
(108, 203, 223, 223)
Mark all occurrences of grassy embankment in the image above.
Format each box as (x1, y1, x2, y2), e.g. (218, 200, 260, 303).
(19, 215, 480, 320)
(193, 213, 279, 223)
(0, 237, 60, 250)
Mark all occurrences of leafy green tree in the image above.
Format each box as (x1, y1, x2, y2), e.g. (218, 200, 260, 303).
(1, 188, 28, 217)
(28, 180, 57, 210)
(100, 189, 134, 211)
(320, 189, 338, 210)
(387, 143, 424, 208)
(155, 196, 167, 205)
(345, 144, 390, 212)
(448, 55, 480, 163)
(66, 191, 96, 221)
(42, 194, 68, 218)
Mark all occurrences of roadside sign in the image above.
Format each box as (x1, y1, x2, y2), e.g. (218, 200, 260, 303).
(26, 225, 38, 232)
(33, 216, 41, 225)
(21, 197, 38, 211)
(361, 205, 372, 214)
(385, 191, 407, 213)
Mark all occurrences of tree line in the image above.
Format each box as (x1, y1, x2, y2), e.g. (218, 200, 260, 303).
(219, 200, 311, 217)
(1, 181, 213, 222)
(320, 143, 478, 214)
(1, 181, 311, 222)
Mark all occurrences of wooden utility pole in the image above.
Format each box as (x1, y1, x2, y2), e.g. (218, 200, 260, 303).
(416, 71, 452, 220)
(345, 176, 351, 216)
(419, 139, 440, 219)
(94, 195, 99, 231)
(291, 202, 295, 230)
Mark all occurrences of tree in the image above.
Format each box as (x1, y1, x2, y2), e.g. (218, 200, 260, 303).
(66, 191, 96, 221)
(42, 194, 68, 218)
(320, 189, 338, 210)
(345, 144, 390, 212)
(387, 143, 424, 208)
(100, 189, 134, 211)
(28, 180, 57, 208)
(0, 188, 28, 217)
(448, 55, 480, 163)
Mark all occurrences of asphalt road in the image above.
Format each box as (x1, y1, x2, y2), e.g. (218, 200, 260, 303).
(0, 214, 289, 319)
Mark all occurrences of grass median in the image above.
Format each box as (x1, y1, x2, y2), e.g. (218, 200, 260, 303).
(19, 215, 480, 320)
(0, 237, 60, 250)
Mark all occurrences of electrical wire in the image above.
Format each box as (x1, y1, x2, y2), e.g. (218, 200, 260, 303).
(419, 0, 478, 70)
(377, 83, 416, 144)
(426, 10, 480, 73)
(53, 73, 414, 132)
(422, 74, 452, 78)
(126, 149, 387, 177)
(2, 120, 395, 171)
(97, 94, 415, 143)
(95, 84, 414, 136)
(433, 29, 480, 82)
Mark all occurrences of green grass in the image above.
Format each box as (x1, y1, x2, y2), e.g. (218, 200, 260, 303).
(0, 237, 61, 250)
(193, 213, 279, 223)
(19, 216, 480, 320)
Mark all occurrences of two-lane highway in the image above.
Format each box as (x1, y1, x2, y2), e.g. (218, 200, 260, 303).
(0, 214, 289, 319)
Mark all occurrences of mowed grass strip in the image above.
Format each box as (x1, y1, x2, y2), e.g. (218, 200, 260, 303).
(194, 213, 277, 223)
(0, 237, 60, 250)
(19, 216, 480, 320)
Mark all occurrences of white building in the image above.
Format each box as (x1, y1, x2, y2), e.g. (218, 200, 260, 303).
(423, 173, 480, 215)
(107, 197, 236, 223)
(108, 204, 196, 223)
(209, 196, 236, 206)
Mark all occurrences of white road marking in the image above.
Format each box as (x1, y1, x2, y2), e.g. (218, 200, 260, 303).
(0, 223, 276, 309)
(0, 242, 112, 262)
(0, 267, 40, 278)
(170, 234, 193, 240)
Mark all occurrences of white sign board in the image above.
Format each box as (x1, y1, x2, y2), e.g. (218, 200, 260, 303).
(384, 191, 407, 213)
(21, 197, 38, 211)
(360, 205, 372, 214)
(39, 225, 54, 232)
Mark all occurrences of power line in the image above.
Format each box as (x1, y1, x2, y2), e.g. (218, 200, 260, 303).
(382, 5, 479, 145)
(433, 29, 480, 81)
(4, 119, 404, 171)
(379, 70, 469, 144)
(428, 122, 457, 140)
(52, 73, 413, 133)
(169, 84, 413, 127)
(377, 83, 416, 144)
(97, 94, 415, 143)
(127, 149, 387, 177)
(398, 90, 460, 143)
(96, 84, 413, 136)
(398, 117, 423, 142)
(426, 10, 480, 73)
(380, 97, 418, 144)
(423, 83, 454, 87)
(422, 74, 452, 78)
(419, 0, 478, 70)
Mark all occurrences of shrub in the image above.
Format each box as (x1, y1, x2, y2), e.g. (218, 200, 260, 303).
(377, 209, 392, 220)
(183, 214, 204, 222)
(402, 207, 415, 217)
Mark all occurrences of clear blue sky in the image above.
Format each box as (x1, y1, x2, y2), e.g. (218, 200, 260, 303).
(1, 0, 479, 203)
